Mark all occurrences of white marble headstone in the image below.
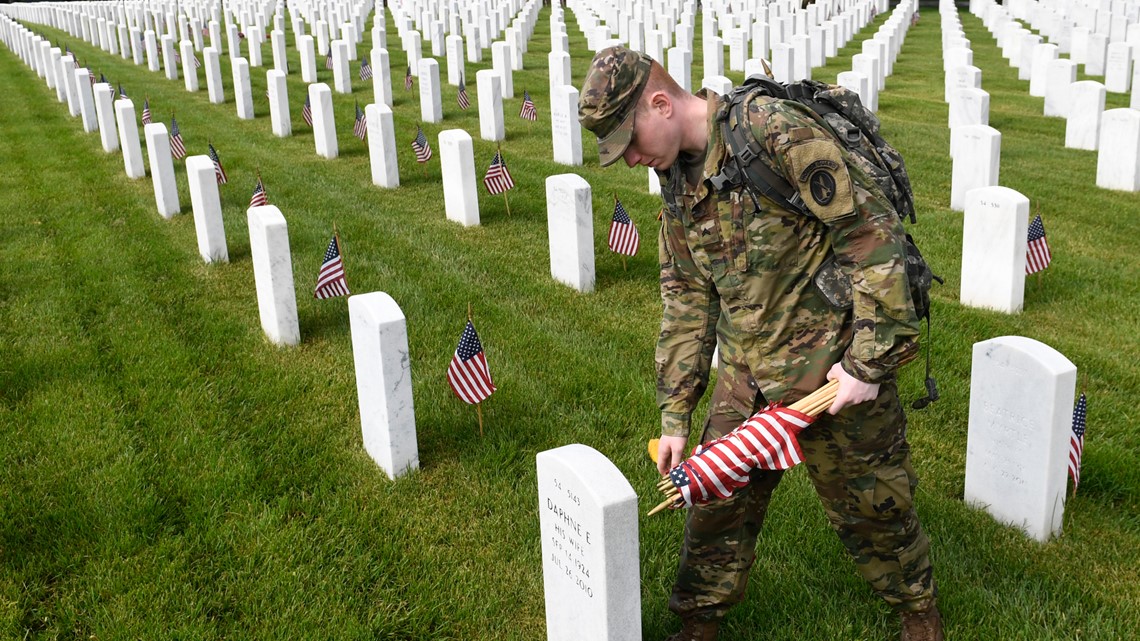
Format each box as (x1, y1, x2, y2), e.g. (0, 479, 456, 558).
(439, 129, 480, 226)
(950, 125, 1001, 211)
(186, 155, 228, 263)
(247, 205, 300, 346)
(349, 291, 419, 479)
(310, 83, 338, 159)
(965, 336, 1076, 542)
(114, 98, 146, 179)
(1096, 108, 1140, 191)
(1065, 81, 1106, 150)
(93, 84, 118, 152)
(144, 123, 180, 218)
(537, 444, 641, 641)
(476, 69, 504, 141)
(551, 85, 582, 166)
(960, 186, 1029, 314)
(545, 174, 595, 293)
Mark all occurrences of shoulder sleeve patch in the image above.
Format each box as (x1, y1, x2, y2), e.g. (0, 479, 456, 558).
(784, 139, 855, 223)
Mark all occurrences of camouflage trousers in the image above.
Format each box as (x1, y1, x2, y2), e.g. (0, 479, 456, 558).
(669, 378, 936, 620)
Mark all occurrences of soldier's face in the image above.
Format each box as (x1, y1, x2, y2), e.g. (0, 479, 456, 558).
(621, 96, 679, 170)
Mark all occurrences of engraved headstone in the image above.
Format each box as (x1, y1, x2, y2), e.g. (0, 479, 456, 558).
(366, 103, 399, 188)
(439, 129, 480, 226)
(1065, 81, 1106, 150)
(247, 205, 300, 346)
(960, 186, 1029, 313)
(551, 85, 583, 166)
(114, 98, 146, 179)
(951, 125, 1001, 211)
(965, 336, 1076, 542)
(186, 155, 228, 262)
(144, 123, 180, 218)
(546, 174, 595, 293)
(477, 69, 504, 141)
(537, 444, 641, 641)
(310, 83, 338, 159)
(1096, 108, 1140, 191)
(267, 70, 291, 137)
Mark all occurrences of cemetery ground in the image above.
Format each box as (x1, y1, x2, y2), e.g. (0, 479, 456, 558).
(2, 6, 1139, 640)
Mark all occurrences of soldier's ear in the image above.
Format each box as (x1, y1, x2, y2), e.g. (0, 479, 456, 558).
(648, 91, 672, 117)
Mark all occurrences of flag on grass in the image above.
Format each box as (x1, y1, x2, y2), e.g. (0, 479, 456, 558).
(360, 58, 373, 81)
(169, 115, 187, 159)
(117, 83, 126, 99)
(412, 126, 432, 162)
(141, 97, 152, 125)
(302, 95, 313, 127)
(483, 150, 515, 194)
(1068, 393, 1087, 489)
(447, 320, 496, 404)
(608, 198, 640, 256)
(353, 102, 368, 141)
(404, 64, 413, 90)
(313, 234, 350, 299)
(1026, 214, 1052, 274)
(249, 176, 268, 208)
(325, 50, 333, 70)
(457, 73, 470, 110)
(208, 142, 228, 184)
(519, 90, 537, 121)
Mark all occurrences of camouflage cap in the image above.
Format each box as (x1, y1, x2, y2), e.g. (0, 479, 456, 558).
(578, 46, 653, 167)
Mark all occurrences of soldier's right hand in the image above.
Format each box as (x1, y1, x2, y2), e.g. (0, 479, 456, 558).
(656, 435, 688, 476)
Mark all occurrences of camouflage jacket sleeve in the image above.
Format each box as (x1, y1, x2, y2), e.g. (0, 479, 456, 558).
(656, 214, 721, 438)
(752, 101, 920, 382)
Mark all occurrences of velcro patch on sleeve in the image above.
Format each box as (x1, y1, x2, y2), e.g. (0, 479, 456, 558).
(785, 139, 855, 223)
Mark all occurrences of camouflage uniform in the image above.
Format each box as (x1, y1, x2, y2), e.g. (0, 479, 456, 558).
(658, 91, 936, 620)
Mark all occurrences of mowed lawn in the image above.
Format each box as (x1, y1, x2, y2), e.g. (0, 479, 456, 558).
(2, 6, 1138, 640)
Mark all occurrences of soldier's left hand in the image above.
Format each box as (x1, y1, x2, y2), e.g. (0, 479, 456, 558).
(825, 363, 880, 415)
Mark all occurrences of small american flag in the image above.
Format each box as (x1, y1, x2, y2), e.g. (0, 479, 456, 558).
(99, 72, 107, 84)
(353, 102, 368, 141)
(249, 177, 268, 208)
(608, 198, 640, 256)
(302, 95, 313, 127)
(1026, 214, 1052, 274)
(193, 53, 201, 69)
(1068, 393, 1087, 490)
(457, 74, 470, 110)
(173, 50, 181, 64)
(360, 58, 373, 81)
(412, 126, 432, 162)
(483, 150, 515, 194)
(404, 65, 413, 90)
(118, 83, 127, 98)
(325, 51, 333, 70)
(669, 404, 813, 508)
(313, 234, 350, 299)
(141, 98, 152, 125)
(208, 142, 228, 184)
(169, 116, 187, 159)
(519, 90, 537, 121)
(88, 68, 96, 85)
(446, 320, 496, 404)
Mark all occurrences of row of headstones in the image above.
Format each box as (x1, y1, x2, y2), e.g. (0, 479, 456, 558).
(533, 329, 1079, 640)
(976, 0, 1140, 191)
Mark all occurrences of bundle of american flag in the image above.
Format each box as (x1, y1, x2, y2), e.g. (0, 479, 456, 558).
(650, 380, 839, 515)
(313, 233, 350, 299)
(411, 126, 432, 162)
(519, 90, 537, 121)
(353, 102, 367, 141)
(1026, 214, 1052, 275)
(169, 115, 187, 160)
(483, 151, 514, 195)
(608, 198, 639, 256)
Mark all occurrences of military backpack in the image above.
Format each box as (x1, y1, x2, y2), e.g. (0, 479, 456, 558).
(710, 76, 942, 408)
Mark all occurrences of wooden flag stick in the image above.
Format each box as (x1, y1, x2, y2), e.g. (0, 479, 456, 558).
(503, 190, 512, 216)
(477, 401, 484, 437)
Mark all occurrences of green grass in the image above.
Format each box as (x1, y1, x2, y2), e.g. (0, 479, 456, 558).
(1, 5, 1138, 640)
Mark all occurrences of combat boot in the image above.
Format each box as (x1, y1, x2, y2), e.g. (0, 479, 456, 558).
(900, 605, 944, 641)
(663, 618, 719, 641)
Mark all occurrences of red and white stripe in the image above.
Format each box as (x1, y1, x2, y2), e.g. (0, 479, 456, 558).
(1026, 237, 1052, 274)
(447, 352, 495, 404)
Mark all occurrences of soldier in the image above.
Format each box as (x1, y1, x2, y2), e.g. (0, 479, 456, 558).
(578, 46, 943, 641)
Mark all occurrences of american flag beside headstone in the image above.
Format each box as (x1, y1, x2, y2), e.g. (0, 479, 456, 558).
(1026, 214, 1052, 274)
(608, 198, 639, 256)
(325, 51, 333, 70)
(353, 102, 368, 141)
(118, 83, 127, 98)
(359, 58, 372, 81)
(249, 176, 268, 207)
(1068, 392, 1087, 490)
(404, 65, 413, 90)
(208, 142, 228, 184)
(483, 150, 514, 194)
(141, 97, 152, 125)
(313, 234, 350, 299)
(446, 320, 496, 405)
(519, 90, 537, 121)
(302, 95, 313, 127)
(457, 74, 470, 110)
(411, 126, 432, 162)
(169, 115, 187, 159)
